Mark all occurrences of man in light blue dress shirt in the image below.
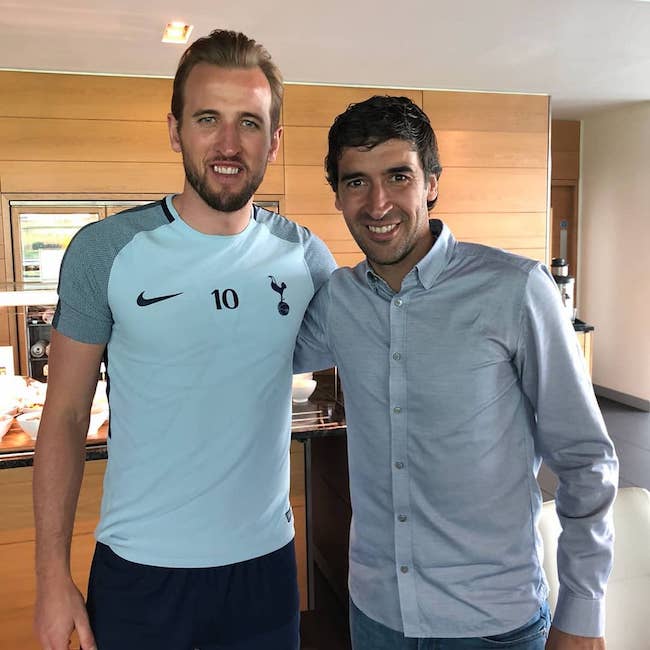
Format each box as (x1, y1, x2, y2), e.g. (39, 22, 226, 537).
(295, 96, 618, 649)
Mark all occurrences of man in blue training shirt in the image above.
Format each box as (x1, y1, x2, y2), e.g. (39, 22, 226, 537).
(296, 95, 617, 650)
(33, 29, 335, 650)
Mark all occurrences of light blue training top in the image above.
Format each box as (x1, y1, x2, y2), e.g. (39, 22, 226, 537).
(295, 220, 618, 639)
(54, 195, 336, 567)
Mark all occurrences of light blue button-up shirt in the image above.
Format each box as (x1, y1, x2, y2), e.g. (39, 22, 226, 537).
(296, 220, 618, 638)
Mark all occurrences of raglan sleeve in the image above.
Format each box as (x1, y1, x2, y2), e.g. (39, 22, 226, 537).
(294, 279, 334, 374)
(515, 263, 618, 637)
(293, 230, 337, 373)
(52, 224, 113, 345)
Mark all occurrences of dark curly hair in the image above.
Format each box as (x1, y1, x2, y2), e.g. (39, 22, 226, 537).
(325, 95, 442, 210)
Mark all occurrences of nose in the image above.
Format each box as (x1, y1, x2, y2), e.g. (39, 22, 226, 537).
(217, 122, 241, 157)
(366, 183, 392, 220)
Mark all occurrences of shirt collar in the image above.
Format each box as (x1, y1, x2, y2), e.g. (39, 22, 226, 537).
(364, 219, 456, 293)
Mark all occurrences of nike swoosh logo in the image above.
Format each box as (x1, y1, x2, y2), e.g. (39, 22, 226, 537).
(136, 291, 183, 307)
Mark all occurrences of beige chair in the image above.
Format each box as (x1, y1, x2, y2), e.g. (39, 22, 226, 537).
(538, 486, 650, 648)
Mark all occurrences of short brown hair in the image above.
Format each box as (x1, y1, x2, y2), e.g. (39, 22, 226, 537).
(171, 29, 283, 132)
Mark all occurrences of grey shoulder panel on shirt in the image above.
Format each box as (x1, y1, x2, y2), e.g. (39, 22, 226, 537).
(53, 201, 172, 343)
(64, 200, 170, 260)
(253, 205, 337, 291)
(253, 205, 303, 243)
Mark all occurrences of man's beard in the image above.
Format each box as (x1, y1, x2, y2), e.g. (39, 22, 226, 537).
(183, 158, 266, 213)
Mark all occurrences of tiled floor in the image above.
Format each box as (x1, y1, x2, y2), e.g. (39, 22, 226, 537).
(537, 396, 650, 500)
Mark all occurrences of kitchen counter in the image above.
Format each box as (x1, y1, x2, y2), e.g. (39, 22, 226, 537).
(0, 398, 347, 470)
(573, 317, 594, 332)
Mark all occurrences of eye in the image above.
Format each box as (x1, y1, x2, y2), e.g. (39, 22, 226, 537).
(241, 118, 260, 129)
(390, 173, 410, 183)
(344, 178, 366, 189)
(197, 115, 216, 125)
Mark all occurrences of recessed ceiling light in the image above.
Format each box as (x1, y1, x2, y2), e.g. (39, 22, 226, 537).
(162, 22, 194, 44)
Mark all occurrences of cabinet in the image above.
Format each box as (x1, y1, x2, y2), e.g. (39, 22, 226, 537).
(4, 201, 151, 376)
(0, 440, 308, 648)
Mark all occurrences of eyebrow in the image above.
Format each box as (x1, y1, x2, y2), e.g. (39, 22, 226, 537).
(339, 165, 416, 183)
(386, 165, 415, 174)
(339, 171, 364, 183)
(190, 109, 266, 123)
(191, 109, 219, 118)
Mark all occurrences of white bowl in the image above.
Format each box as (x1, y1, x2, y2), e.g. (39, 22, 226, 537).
(1, 412, 14, 437)
(16, 408, 109, 440)
(292, 379, 316, 403)
(87, 408, 109, 437)
(16, 411, 42, 439)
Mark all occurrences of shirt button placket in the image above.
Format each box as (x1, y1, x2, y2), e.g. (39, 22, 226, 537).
(390, 292, 414, 625)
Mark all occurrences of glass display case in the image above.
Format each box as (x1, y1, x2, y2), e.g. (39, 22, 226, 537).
(16, 209, 101, 284)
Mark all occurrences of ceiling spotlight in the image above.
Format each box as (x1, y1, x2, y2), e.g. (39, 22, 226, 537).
(162, 22, 194, 44)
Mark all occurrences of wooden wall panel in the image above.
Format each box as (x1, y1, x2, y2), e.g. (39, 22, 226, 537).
(0, 161, 284, 196)
(283, 85, 423, 126)
(284, 126, 548, 169)
(438, 168, 548, 214)
(444, 212, 547, 240)
(284, 165, 336, 214)
(0, 119, 283, 165)
(550, 152, 579, 180)
(0, 161, 185, 194)
(0, 71, 172, 121)
(423, 91, 549, 133)
(0, 308, 10, 347)
(0, 117, 176, 163)
(285, 165, 547, 215)
(333, 252, 365, 267)
(551, 120, 580, 150)
(508, 249, 546, 262)
(551, 120, 580, 181)
(438, 130, 547, 169)
(0, 72, 549, 274)
(291, 214, 351, 241)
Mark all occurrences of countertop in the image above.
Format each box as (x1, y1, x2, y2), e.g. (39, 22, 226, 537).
(0, 399, 347, 470)
(573, 318, 595, 332)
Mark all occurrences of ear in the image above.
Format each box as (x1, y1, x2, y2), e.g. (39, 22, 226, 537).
(426, 174, 438, 203)
(267, 126, 283, 163)
(168, 113, 182, 154)
(334, 192, 342, 212)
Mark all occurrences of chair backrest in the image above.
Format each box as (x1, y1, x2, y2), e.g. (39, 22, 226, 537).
(538, 486, 650, 648)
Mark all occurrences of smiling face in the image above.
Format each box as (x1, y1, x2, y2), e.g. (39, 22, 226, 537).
(335, 138, 438, 290)
(168, 63, 281, 221)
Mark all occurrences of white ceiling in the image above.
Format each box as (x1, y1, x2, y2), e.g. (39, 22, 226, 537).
(1, 0, 648, 119)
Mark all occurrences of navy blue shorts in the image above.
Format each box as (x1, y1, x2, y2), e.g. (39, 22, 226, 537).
(86, 540, 300, 650)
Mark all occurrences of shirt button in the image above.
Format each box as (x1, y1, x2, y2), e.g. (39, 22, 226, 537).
(392, 352, 401, 361)
(394, 461, 404, 469)
(400, 565, 409, 573)
(394, 298, 403, 307)
(398, 514, 407, 522)
(393, 406, 402, 414)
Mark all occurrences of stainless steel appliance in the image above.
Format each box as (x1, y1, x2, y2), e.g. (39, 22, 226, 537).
(551, 257, 575, 321)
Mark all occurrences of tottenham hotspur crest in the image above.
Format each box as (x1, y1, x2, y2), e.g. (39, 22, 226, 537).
(269, 275, 290, 315)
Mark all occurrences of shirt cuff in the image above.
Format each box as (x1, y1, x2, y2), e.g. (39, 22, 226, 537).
(552, 585, 605, 637)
